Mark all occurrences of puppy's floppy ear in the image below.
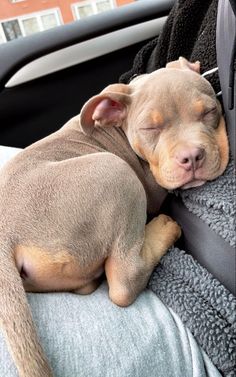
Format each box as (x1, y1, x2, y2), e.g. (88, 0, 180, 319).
(80, 83, 131, 135)
(166, 57, 200, 74)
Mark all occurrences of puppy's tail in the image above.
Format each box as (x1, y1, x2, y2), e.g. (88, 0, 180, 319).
(0, 238, 53, 377)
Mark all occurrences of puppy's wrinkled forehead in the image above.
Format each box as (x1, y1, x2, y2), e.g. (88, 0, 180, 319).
(130, 69, 215, 104)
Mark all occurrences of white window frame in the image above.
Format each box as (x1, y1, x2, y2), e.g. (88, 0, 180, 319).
(0, 8, 63, 41)
(0, 23, 7, 44)
(72, 0, 116, 20)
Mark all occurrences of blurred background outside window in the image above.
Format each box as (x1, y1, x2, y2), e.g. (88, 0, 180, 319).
(0, 0, 135, 43)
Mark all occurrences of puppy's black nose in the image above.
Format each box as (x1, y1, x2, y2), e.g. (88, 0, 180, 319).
(175, 147, 205, 171)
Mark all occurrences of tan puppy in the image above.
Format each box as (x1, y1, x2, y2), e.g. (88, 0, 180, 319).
(0, 58, 229, 377)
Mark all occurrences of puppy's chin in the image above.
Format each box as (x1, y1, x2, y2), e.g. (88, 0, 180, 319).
(150, 167, 207, 190)
(180, 179, 206, 190)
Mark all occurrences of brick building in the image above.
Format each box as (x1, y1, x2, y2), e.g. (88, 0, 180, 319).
(0, 0, 134, 43)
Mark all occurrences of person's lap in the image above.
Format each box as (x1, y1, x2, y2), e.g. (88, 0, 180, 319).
(0, 281, 221, 377)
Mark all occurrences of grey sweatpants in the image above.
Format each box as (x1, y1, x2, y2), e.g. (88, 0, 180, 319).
(0, 283, 221, 377)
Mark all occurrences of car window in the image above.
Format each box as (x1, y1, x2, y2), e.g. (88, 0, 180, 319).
(0, 0, 135, 43)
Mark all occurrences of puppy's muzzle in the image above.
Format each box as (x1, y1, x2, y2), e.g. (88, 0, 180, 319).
(175, 147, 205, 172)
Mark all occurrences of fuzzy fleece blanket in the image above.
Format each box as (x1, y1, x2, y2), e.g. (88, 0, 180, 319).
(179, 159, 235, 247)
(148, 157, 236, 377)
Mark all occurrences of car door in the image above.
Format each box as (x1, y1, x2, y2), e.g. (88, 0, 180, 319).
(0, 0, 174, 148)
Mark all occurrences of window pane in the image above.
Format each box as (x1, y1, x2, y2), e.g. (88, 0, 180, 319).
(22, 17, 40, 36)
(41, 13, 58, 30)
(97, 1, 112, 13)
(77, 5, 94, 18)
(2, 19, 22, 41)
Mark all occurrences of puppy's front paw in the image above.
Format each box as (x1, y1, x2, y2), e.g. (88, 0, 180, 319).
(145, 214, 181, 252)
(161, 215, 181, 244)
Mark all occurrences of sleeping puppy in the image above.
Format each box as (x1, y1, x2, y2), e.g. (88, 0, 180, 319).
(0, 57, 229, 376)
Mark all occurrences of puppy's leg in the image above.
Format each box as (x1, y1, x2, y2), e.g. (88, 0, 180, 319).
(105, 215, 181, 307)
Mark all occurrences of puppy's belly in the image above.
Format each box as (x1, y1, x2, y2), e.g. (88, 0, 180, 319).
(14, 244, 105, 293)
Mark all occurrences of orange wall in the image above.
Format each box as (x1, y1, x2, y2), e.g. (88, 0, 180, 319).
(0, 0, 134, 24)
(117, 0, 133, 4)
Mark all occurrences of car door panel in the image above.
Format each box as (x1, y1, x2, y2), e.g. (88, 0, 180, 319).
(0, 0, 174, 147)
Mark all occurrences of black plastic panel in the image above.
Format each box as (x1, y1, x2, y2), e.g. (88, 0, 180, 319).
(0, 40, 150, 147)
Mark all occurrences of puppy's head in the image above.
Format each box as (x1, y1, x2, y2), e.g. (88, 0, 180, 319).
(80, 57, 229, 190)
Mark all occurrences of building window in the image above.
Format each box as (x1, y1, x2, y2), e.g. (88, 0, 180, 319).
(22, 17, 40, 36)
(2, 19, 22, 41)
(0, 9, 62, 43)
(41, 13, 59, 30)
(96, 0, 114, 12)
(72, 0, 116, 20)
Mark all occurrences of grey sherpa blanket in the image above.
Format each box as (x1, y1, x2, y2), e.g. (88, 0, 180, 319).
(149, 157, 236, 377)
(179, 159, 235, 247)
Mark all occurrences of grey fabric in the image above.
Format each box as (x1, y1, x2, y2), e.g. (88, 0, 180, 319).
(166, 195, 235, 295)
(149, 248, 236, 377)
(0, 283, 222, 377)
(177, 157, 236, 247)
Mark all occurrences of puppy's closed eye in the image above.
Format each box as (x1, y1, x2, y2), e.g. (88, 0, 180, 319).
(139, 125, 162, 131)
(202, 106, 220, 128)
(139, 124, 165, 136)
(203, 106, 217, 117)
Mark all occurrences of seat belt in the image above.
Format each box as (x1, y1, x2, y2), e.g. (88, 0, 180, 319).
(216, 0, 236, 162)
